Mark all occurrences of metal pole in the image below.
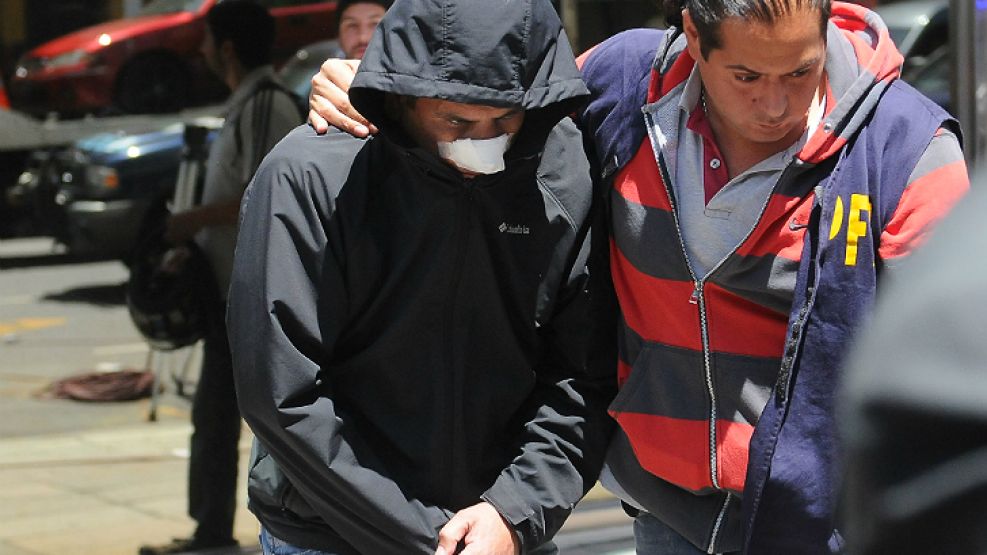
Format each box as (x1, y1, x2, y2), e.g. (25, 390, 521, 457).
(952, 0, 987, 171)
(562, 0, 580, 53)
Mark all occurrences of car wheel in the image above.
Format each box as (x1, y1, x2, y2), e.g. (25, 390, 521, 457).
(114, 54, 190, 114)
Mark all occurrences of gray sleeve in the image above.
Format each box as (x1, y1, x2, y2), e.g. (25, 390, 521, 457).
(877, 127, 968, 269)
(228, 138, 452, 553)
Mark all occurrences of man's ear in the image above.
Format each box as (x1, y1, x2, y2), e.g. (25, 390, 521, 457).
(682, 9, 702, 61)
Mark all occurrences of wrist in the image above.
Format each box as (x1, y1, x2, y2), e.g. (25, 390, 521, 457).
(480, 498, 525, 554)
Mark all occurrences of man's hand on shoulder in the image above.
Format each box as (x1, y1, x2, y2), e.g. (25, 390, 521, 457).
(308, 58, 376, 137)
(435, 502, 520, 555)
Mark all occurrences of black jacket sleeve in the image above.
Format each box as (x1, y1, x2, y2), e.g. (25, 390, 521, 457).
(228, 138, 452, 553)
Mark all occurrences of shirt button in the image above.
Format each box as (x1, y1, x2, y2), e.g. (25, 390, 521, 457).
(710, 158, 721, 169)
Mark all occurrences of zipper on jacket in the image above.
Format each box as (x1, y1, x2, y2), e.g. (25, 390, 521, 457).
(647, 112, 809, 546)
(650, 147, 721, 492)
(694, 280, 720, 491)
(443, 183, 475, 502)
(707, 494, 732, 554)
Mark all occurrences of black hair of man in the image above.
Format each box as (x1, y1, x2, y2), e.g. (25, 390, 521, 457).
(663, 0, 830, 59)
(206, 0, 275, 70)
(337, 0, 393, 20)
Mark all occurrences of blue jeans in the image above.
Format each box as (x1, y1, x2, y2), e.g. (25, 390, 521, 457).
(634, 512, 737, 555)
(260, 528, 338, 555)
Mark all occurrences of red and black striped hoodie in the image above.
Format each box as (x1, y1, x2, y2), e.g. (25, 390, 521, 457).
(579, 2, 968, 551)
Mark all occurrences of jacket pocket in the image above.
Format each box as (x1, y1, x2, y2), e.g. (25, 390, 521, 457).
(246, 443, 289, 512)
(248, 445, 321, 521)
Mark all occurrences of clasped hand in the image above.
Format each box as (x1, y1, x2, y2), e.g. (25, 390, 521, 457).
(435, 502, 520, 555)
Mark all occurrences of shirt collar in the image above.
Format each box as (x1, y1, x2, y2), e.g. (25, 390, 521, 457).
(678, 65, 704, 116)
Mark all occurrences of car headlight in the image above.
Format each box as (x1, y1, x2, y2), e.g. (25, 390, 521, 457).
(44, 49, 96, 70)
(17, 170, 37, 188)
(85, 165, 120, 195)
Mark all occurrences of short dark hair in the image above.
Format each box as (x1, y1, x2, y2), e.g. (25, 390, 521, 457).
(206, 0, 275, 70)
(663, 0, 830, 59)
(337, 0, 392, 21)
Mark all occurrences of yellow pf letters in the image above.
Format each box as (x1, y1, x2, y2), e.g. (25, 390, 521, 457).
(827, 194, 873, 266)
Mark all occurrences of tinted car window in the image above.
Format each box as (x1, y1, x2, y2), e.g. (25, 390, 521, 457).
(905, 45, 951, 113)
(909, 17, 948, 59)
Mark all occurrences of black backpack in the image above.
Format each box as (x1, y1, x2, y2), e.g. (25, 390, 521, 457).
(232, 79, 307, 175)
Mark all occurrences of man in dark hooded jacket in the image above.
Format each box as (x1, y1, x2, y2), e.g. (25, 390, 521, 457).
(227, 0, 615, 553)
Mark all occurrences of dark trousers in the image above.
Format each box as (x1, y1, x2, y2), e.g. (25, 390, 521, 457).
(188, 309, 241, 541)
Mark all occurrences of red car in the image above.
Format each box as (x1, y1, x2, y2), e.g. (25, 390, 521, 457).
(9, 0, 337, 118)
(0, 74, 9, 110)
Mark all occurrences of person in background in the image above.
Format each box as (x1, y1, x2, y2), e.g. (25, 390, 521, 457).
(139, 1, 302, 553)
(335, 0, 390, 60)
(228, 0, 615, 553)
(305, 0, 969, 551)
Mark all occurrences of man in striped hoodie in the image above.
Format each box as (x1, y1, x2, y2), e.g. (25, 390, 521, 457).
(577, 0, 968, 551)
(306, 0, 968, 550)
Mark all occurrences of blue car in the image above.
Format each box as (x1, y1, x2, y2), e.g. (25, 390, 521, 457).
(52, 120, 220, 257)
(47, 40, 338, 258)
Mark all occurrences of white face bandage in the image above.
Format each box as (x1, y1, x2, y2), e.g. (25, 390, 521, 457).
(436, 133, 513, 175)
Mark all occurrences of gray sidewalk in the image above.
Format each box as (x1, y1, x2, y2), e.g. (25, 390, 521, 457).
(0, 414, 631, 555)
(0, 418, 261, 555)
(0, 237, 630, 555)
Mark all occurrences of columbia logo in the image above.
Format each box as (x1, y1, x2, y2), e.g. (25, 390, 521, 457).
(498, 222, 530, 235)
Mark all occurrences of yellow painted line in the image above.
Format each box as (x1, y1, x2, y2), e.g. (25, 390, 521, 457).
(155, 405, 189, 419)
(0, 317, 67, 335)
(16, 317, 66, 330)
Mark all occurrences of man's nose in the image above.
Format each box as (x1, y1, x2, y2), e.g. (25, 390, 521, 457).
(467, 120, 501, 140)
(359, 24, 375, 44)
(760, 85, 788, 120)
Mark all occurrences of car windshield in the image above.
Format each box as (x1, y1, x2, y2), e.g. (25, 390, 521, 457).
(279, 57, 323, 99)
(139, 0, 208, 16)
(278, 42, 343, 99)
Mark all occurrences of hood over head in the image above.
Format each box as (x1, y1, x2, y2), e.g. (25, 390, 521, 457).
(350, 0, 588, 148)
